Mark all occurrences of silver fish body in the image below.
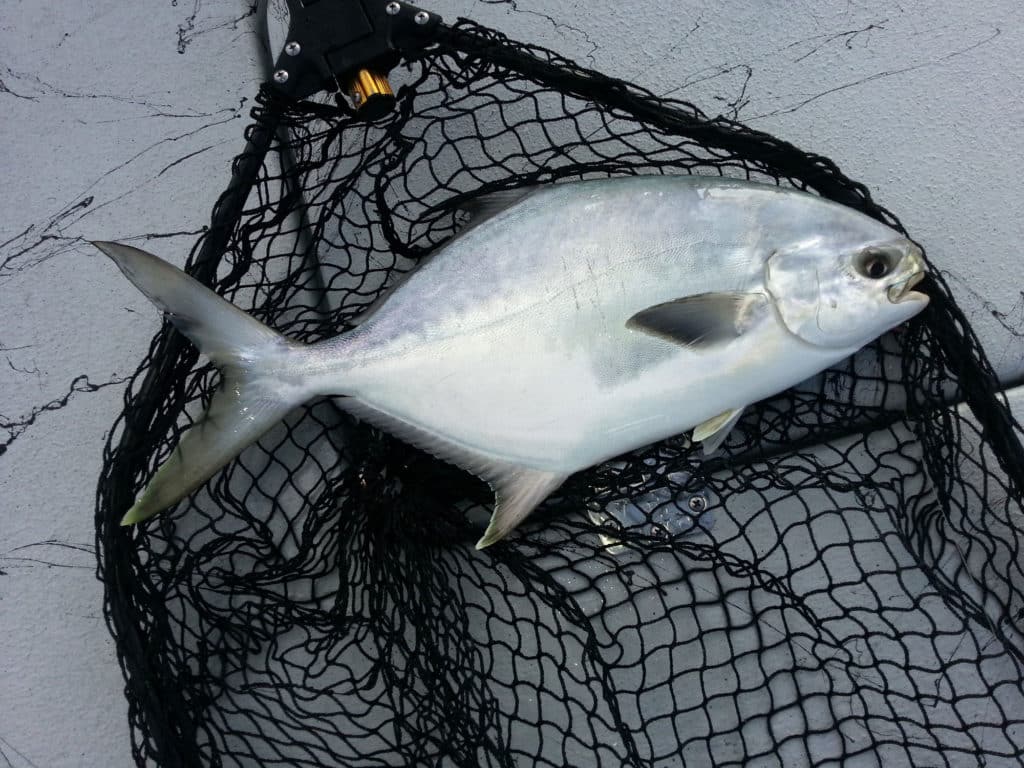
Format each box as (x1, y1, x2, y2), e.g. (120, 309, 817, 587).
(95, 175, 928, 547)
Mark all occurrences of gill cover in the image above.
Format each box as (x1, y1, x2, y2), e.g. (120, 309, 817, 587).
(765, 244, 881, 349)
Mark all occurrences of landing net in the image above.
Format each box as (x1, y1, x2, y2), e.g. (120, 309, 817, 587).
(96, 19, 1024, 767)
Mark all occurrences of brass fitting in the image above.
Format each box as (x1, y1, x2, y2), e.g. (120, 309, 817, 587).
(347, 69, 396, 118)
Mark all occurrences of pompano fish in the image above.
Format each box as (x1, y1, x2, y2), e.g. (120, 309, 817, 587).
(93, 175, 928, 548)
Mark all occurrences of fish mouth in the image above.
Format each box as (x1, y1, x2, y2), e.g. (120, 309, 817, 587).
(888, 269, 927, 303)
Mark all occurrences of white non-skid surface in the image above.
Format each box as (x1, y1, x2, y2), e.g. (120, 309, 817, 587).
(1, 1, 1022, 765)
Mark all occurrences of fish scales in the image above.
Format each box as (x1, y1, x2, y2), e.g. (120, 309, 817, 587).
(315, 178, 854, 468)
(93, 175, 928, 547)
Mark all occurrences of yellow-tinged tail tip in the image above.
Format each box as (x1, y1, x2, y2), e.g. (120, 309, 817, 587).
(119, 503, 155, 526)
(95, 239, 310, 531)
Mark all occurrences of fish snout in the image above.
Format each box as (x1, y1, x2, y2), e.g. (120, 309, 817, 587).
(887, 246, 928, 304)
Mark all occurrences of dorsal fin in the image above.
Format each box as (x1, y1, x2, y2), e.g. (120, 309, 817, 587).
(353, 186, 543, 328)
(457, 186, 541, 232)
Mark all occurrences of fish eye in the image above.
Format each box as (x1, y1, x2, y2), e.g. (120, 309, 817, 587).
(855, 249, 898, 280)
(866, 257, 889, 279)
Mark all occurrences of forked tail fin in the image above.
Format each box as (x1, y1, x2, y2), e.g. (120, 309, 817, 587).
(93, 241, 312, 526)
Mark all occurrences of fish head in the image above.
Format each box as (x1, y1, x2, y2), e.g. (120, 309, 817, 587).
(764, 224, 929, 350)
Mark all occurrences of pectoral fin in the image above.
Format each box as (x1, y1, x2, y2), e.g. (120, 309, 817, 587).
(692, 407, 745, 455)
(627, 292, 767, 350)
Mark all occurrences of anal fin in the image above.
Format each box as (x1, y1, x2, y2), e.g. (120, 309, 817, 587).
(476, 468, 567, 550)
(340, 399, 567, 548)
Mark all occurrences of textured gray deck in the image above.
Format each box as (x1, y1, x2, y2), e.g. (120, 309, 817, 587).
(1, 1, 1022, 765)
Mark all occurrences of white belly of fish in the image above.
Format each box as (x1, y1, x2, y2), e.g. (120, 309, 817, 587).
(331, 290, 842, 473)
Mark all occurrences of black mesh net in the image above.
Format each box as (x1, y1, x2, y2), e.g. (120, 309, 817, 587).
(96, 19, 1024, 768)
